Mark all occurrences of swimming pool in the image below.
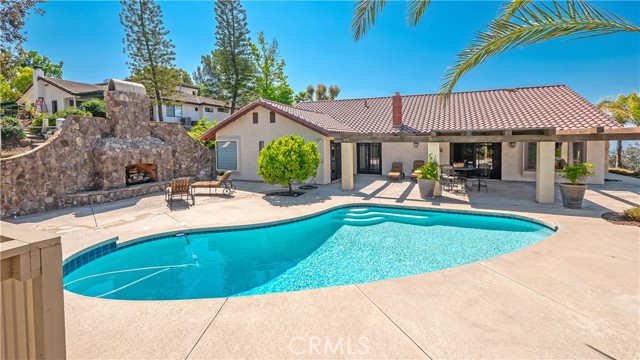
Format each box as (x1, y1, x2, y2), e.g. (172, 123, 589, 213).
(63, 205, 555, 300)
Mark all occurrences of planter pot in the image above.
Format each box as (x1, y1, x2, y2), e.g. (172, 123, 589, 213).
(559, 183, 587, 209)
(417, 179, 441, 198)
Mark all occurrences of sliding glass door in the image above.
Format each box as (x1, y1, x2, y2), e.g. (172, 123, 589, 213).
(357, 143, 382, 175)
(450, 143, 502, 179)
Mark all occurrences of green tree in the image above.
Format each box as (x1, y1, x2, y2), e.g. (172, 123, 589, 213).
(175, 68, 193, 85)
(21, 50, 63, 78)
(187, 117, 219, 150)
(0, 0, 45, 79)
(119, 0, 178, 122)
(250, 31, 294, 105)
(328, 85, 341, 100)
(80, 99, 107, 117)
(257, 135, 321, 196)
(598, 92, 640, 168)
(351, 0, 640, 102)
(0, 66, 32, 103)
(305, 85, 315, 101)
(193, 53, 221, 98)
(315, 83, 327, 101)
(211, 0, 254, 113)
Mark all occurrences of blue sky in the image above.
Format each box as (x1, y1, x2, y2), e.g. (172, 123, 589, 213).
(23, 1, 640, 103)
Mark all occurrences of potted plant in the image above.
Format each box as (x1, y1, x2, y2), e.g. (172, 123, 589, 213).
(417, 154, 441, 198)
(559, 162, 595, 209)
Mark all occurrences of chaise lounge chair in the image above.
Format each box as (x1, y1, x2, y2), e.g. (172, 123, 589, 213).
(191, 170, 236, 196)
(410, 160, 425, 182)
(165, 178, 194, 206)
(387, 162, 404, 181)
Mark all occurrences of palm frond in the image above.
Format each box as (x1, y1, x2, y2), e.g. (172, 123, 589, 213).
(439, 0, 640, 104)
(407, 0, 430, 28)
(500, 0, 534, 20)
(351, 0, 387, 42)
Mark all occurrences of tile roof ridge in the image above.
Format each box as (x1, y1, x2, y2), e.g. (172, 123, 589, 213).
(260, 98, 328, 115)
(298, 84, 570, 102)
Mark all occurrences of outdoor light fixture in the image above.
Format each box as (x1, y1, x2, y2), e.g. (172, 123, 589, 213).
(413, 142, 419, 148)
(509, 142, 517, 148)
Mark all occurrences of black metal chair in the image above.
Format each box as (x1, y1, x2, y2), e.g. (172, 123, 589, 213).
(441, 164, 464, 192)
(471, 163, 491, 192)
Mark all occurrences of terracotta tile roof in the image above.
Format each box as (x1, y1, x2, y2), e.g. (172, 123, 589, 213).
(40, 77, 107, 95)
(198, 98, 354, 141)
(294, 85, 620, 133)
(259, 99, 354, 133)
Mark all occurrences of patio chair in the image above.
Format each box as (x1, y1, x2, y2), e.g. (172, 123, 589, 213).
(387, 162, 404, 181)
(191, 170, 237, 196)
(470, 163, 491, 192)
(410, 160, 425, 182)
(441, 164, 464, 192)
(165, 178, 194, 206)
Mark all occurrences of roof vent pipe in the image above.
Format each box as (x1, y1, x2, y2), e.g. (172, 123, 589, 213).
(392, 92, 402, 128)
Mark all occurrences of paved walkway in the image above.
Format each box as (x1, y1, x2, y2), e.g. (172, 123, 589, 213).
(7, 176, 640, 359)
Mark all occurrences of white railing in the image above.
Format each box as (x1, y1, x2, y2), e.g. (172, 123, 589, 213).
(1, 222, 66, 359)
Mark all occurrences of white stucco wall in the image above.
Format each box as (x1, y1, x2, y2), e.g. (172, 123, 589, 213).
(215, 106, 330, 184)
(153, 104, 230, 123)
(501, 141, 606, 184)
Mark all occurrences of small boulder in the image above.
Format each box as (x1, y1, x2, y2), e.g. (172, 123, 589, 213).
(18, 138, 32, 147)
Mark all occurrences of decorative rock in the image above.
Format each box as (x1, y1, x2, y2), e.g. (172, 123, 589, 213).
(18, 138, 31, 147)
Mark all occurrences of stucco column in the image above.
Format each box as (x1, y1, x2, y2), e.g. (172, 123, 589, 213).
(341, 143, 354, 191)
(427, 142, 440, 164)
(536, 141, 555, 204)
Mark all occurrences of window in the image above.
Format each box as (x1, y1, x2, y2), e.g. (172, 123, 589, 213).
(217, 140, 238, 170)
(259, 141, 265, 152)
(524, 142, 537, 171)
(570, 142, 586, 165)
(357, 143, 382, 174)
(253, 112, 258, 124)
(270, 111, 276, 123)
(205, 107, 214, 113)
(218, 108, 229, 113)
(166, 105, 182, 117)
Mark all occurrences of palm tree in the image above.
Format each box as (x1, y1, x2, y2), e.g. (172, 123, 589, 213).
(598, 92, 640, 168)
(351, 0, 640, 102)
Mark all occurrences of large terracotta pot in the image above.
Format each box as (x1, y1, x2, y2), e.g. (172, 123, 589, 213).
(559, 183, 587, 209)
(418, 179, 441, 198)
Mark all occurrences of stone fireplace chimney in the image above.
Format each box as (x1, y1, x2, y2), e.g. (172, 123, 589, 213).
(32, 66, 44, 101)
(392, 92, 402, 128)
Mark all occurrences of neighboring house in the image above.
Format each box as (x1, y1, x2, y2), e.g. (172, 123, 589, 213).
(151, 83, 231, 124)
(17, 68, 230, 124)
(200, 85, 637, 199)
(18, 68, 107, 113)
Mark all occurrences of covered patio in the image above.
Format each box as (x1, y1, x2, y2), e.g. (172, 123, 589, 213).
(337, 126, 640, 204)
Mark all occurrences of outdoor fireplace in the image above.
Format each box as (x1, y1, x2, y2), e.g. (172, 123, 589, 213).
(125, 163, 158, 186)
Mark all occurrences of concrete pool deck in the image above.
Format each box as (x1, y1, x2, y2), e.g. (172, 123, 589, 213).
(6, 175, 640, 359)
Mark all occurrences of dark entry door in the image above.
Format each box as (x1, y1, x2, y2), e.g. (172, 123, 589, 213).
(330, 141, 342, 181)
(450, 143, 502, 180)
(357, 143, 382, 175)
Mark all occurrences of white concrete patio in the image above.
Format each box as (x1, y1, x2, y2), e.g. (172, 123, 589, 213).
(6, 175, 640, 359)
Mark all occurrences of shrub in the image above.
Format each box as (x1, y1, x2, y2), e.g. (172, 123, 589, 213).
(79, 99, 107, 117)
(417, 154, 440, 181)
(624, 207, 640, 222)
(32, 107, 92, 128)
(187, 117, 218, 150)
(0, 116, 26, 140)
(257, 135, 320, 196)
(560, 163, 595, 185)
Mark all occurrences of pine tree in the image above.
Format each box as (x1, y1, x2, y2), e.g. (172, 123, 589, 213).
(119, 0, 178, 122)
(213, 0, 254, 113)
(250, 32, 294, 105)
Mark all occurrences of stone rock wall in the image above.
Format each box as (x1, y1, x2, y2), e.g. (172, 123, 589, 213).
(149, 122, 215, 180)
(1, 90, 216, 218)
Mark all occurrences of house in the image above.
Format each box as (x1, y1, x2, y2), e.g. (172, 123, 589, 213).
(199, 84, 640, 203)
(17, 68, 230, 124)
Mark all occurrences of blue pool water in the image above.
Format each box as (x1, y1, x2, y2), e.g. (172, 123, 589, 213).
(63, 206, 555, 300)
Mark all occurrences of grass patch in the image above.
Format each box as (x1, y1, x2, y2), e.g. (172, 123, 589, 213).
(609, 168, 640, 179)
